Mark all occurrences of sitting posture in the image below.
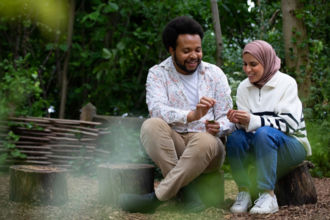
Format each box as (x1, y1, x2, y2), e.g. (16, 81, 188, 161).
(119, 16, 235, 213)
(226, 40, 311, 214)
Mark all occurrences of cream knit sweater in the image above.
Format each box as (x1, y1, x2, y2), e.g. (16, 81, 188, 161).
(235, 71, 311, 156)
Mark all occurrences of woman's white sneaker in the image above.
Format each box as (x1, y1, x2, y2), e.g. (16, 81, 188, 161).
(249, 192, 279, 214)
(230, 191, 252, 213)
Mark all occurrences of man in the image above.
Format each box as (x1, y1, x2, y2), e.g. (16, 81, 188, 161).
(119, 16, 234, 214)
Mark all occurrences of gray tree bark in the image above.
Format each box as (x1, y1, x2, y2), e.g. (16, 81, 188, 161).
(59, 0, 76, 118)
(281, 0, 311, 100)
(210, 0, 223, 67)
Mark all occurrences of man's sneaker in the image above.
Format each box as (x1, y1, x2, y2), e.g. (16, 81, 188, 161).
(249, 192, 279, 214)
(230, 191, 252, 213)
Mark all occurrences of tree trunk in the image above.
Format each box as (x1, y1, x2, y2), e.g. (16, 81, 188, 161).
(210, 0, 223, 67)
(281, 0, 311, 100)
(98, 163, 155, 206)
(9, 165, 68, 205)
(59, 0, 76, 119)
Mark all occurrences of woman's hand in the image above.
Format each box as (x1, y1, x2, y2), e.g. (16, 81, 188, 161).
(205, 120, 220, 136)
(227, 109, 251, 126)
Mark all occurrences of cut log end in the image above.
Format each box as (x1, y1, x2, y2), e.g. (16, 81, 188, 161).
(98, 163, 155, 206)
(9, 165, 68, 206)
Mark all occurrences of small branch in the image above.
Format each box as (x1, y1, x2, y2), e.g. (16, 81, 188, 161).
(36, 42, 57, 99)
(75, 0, 85, 14)
(268, 9, 280, 27)
(46, 45, 70, 94)
(260, 10, 264, 39)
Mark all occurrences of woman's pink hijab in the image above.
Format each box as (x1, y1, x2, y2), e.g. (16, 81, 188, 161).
(243, 40, 281, 89)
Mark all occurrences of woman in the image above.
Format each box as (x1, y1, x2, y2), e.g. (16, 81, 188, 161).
(226, 40, 311, 214)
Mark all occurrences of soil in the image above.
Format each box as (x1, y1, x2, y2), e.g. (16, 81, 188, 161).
(0, 172, 329, 220)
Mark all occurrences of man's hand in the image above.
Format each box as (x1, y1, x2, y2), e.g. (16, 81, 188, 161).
(205, 120, 220, 136)
(227, 109, 250, 126)
(187, 96, 217, 122)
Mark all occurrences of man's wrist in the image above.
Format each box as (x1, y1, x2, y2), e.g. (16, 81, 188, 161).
(187, 111, 197, 122)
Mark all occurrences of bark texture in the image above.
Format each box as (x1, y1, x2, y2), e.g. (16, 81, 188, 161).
(210, 0, 223, 67)
(9, 165, 68, 205)
(249, 161, 317, 206)
(281, 0, 311, 100)
(98, 163, 155, 206)
(275, 161, 317, 206)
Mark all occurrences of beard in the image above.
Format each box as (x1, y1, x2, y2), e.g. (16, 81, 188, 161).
(173, 52, 202, 75)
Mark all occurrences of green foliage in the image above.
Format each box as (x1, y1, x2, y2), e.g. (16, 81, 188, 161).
(306, 121, 330, 177)
(0, 54, 49, 118)
(98, 124, 148, 164)
(0, 130, 26, 165)
(0, 0, 329, 176)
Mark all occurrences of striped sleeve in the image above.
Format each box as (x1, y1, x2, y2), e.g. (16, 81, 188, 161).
(246, 80, 304, 135)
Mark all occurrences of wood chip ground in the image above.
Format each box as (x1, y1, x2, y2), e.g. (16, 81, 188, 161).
(0, 172, 329, 220)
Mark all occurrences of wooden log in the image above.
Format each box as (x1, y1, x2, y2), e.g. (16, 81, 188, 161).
(48, 136, 96, 142)
(98, 163, 155, 206)
(80, 102, 96, 122)
(48, 159, 81, 164)
(275, 161, 317, 206)
(7, 122, 50, 128)
(45, 145, 95, 149)
(47, 155, 94, 160)
(248, 161, 317, 206)
(10, 141, 49, 145)
(50, 149, 94, 154)
(9, 165, 68, 205)
(52, 124, 99, 132)
(93, 115, 146, 130)
(13, 146, 52, 150)
(47, 117, 101, 126)
(9, 117, 51, 124)
(18, 136, 50, 142)
(18, 150, 53, 155)
(6, 160, 52, 165)
(48, 141, 96, 147)
(195, 170, 224, 208)
(10, 130, 54, 137)
(7, 156, 48, 160)
(48, 127, 98, 137)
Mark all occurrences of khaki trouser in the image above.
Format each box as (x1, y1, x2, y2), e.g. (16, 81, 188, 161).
(140, 118, 226, 201)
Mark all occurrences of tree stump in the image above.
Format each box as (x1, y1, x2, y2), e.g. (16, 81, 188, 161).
(80, 102, 96, 122)
(248, 161, 317, 206)
(9, 165, 68, 205)
(275, 161, 317, 206)
(98, 163, 155, 206)
(196, 170, 224, 207)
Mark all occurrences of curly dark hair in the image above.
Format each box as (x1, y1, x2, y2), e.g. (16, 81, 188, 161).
(162, 16, 204, 52)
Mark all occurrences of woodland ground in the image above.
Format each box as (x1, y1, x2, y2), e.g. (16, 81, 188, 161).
(0, 172, 329, 220)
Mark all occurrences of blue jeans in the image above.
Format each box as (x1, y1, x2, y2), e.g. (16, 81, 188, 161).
(227, 127, 307, 190)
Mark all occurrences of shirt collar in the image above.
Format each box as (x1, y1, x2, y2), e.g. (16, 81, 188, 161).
(246, 71, 280, 89)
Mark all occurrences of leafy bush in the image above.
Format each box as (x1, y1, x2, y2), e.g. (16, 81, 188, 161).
(306, 120, 330, 178)
(0, 54, 49, 118)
